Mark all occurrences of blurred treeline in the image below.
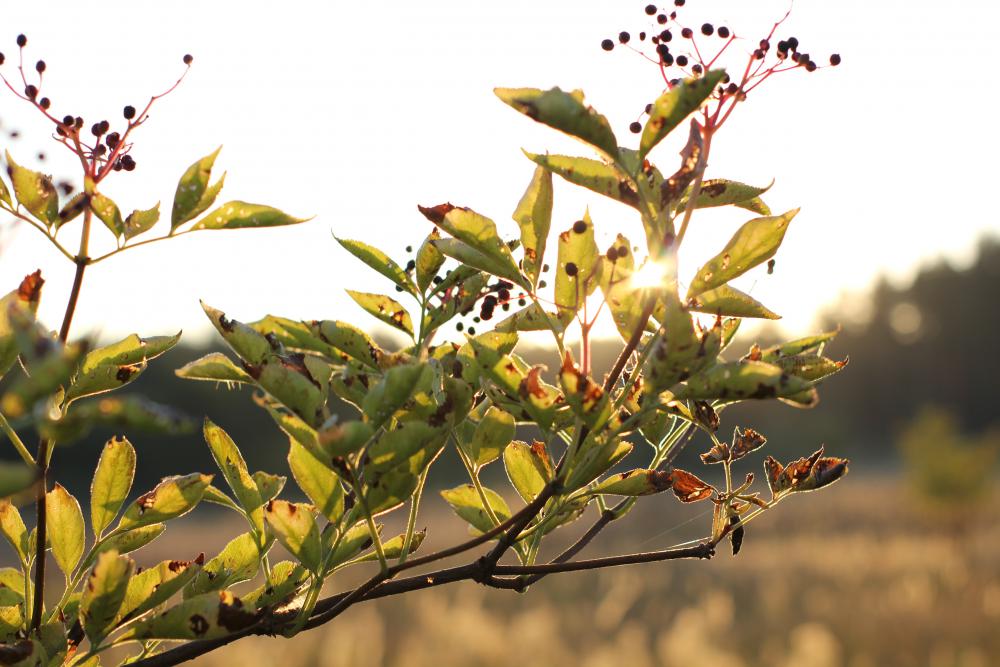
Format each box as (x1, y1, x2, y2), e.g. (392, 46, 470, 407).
(4, 236, 998, 501)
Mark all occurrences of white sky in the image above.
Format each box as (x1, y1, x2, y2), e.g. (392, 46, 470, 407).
(1, 0, 997, 345)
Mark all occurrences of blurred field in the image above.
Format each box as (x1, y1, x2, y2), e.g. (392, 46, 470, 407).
(150, 475, 1000, 667)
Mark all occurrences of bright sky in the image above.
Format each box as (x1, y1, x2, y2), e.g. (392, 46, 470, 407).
(1, 0, 997, 345)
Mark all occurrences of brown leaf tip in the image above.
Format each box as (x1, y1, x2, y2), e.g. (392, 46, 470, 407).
(17, 270, 44, 303)
(417, 203, 456, 224)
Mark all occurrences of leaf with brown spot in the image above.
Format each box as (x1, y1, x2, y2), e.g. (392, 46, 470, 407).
(526, 152, 638, 208)
(80, 550, 134, 644)
(512, 165, 552, 288)
(503, 440, 553, 503)
(495, 87, 619, 158)
(639, 71, 725, 162)
(591, 468, 673, 496)
(731, 427, 767, 461)
(345, 290, 414, 337)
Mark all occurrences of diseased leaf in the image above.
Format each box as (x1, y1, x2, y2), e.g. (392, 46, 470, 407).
(120, 557, 200, 622)
(175, 352, 254, 384)
(755, 329, 839, 362)
(674, 360, 811, 401)
(361, 364, 432, 429)
(241, 560, 307, 611)
(431, 237, 524, 286)
(346, 290, 413, 337)
(90, 436, 136, 538)
(351, 530, 425, 563)
(440, 484, 511, 535)
(185, 532, 262, 597)
(495, 87, 618, 158)
(465, 406, 516, 467)
(309, 319, 383, 370)
(639, 71, 725, 161)
(415, 229, 446, 293)
(288, 438, 344, 523)
(512, 165, 552, 288)
(598, 234, 644, 341)
(666, 469, 715, 502)
(65, 331, 181, 404)
(0, 271, 44, 377)
(526, 152, 637, 208)
(94, 523, 165, 561)
(592, 469, 673, 496)
(46, 483, 85, 577)
(201, 303, 272, 365)
(122, 590, 257, 641)
(418, 204, 522, 284)
(263, 500, 322, 573)
(171, 147, 222, 228)
(687, 284, 781, 320)
(503, 440, 553, 503)
(335, 237, 417, 296)
(5, 150, 58, 224)
(192, 201, 308, 230)
(123, 202, 161, 240)
(554, 212, 601, 321)
(676, 178, 773, 215)
(116, 473, 212, 531)
(687, 209, 800, 299)
(80, 550, 134, 643)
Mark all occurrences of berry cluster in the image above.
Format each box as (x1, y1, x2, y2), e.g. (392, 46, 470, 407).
(600, 4, 841, 134)
(0, 34, 195, 183)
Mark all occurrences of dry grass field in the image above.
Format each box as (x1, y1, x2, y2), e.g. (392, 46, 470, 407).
(136, 476, 1000, 667)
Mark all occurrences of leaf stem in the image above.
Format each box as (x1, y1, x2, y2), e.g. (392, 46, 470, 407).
(0, 413, 34, 465)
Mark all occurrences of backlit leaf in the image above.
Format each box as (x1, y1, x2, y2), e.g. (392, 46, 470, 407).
(554, 212, 601, 321)
(80, 550, 134, 643)
(90, 436, 136, 538)
(174, 352, 254, 384)
(46, 483, 85, 576)
(512, 165, 552, 288)
(123, 202, 161, 240)
(90, 192, 124, 237)
(204, 419, 264, 533)
(503, 440, 553, 503)
(440, 484, 511, 535)
(116, 473, 212, 531)
(526, 152, 638, 208)
(5, 150, 58, 224)
(687, 284, 781, 320)
(495, 87, 618, 157)
(192, 201, 308, 230)
(288, 438, 344, 523)
(335, 237, 416, 296)
(346, 290, 413, 337)
(639, 71, 725, 162)
(263, 500, 322, 573)
(171, 147, 222, 228)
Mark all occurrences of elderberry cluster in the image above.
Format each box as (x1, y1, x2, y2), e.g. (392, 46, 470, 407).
(600, 3, 842, 133)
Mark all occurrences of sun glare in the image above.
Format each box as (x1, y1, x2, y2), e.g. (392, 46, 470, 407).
(629, 257, 675, 290)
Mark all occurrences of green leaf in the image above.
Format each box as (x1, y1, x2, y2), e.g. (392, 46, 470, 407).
(351, 529, 425, 563)
(565, 437, 633, 490)
(554, 212, 601, 321)
(687, 284, 781, 320)
(361, 364, 433, 429)
(558, 352, 611, 430)
(5, 150, 58, 224)
(203, 420, 264, 533)
(770, 354, 848, 382)
(40, 395, 194, 445)
(676, 178, 773, 215)
(120, 558, 200, 622)
(346, 290, 413, 337)
(56, 192, 88, 228)
(639, 71, 726, 162)
(757, 330, 839, 362)
(252, 471, 286, 503)
(431, 237, 524, 286)
(123, 202, 161, 241)
(503, 440, 553, 503)
(0, 170, 10, 208)
(80, 550, 134, 644)
(440, 484, 511, 535)
(46, 483, 85, 577)
(90, 436, 136, 538)
(325, 522, 376, 569)
(174, 352, 254, 384)
(263, 500, 322, 573)
(0, 465, 35, 501)
(0, 501, 29, 563)
(185, 532, 262, 597)
(465, 406, 515, 467)
(415, 229, 445, 293)
(122, 590, 257, 641)
(493, 302, 562, 334)
(597, 235, 644, 341)
(335, 237, 416, 296)
(171, 147, 222, 228)
(90, 193, 124, 238)
(116, 473, 212, 532)
(675, 360, 812, 401)
(288, 438, 344, 523)
(512, 165, 553, 288)
(687, 209, 799, 299)
(495, 87, 618, 157)
(418, 204, 524, 287)
(94, 523, 165, 561)
(526, 152, 637, 208)
(366, 423, 445, 474)
(192, 201, 308, 230)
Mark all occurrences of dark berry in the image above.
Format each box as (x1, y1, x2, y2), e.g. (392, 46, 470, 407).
(754, 49, 765, 59)
(717, 26, 730, 38)
(37, 152, 44, 161)
(0, 53, 4, 65)
(726, 83, 738, 95)
(639, 32, 646, 41)
(572, 220, 587, 234)
(91, 123, 103, 137)
(829, 53, 841, 66)
(39, 97, 50, 109)
(456, 322, 464, 332)
(656, 44, 671, 60)
(659, 29, 672, 42)
(433, 275, 443, 284)
(501, 303, 510, 311)
(467, 327, 476, 335)
(617, 246, 628, 258)
(787, 37, 799, 50)
(62, 115, 73, 126)
(564, 262, 578, 277)
(701, 23, 713, 36)
(676, 54, 688, 67)
(606, 247, 617, 261)
(123, 105, 136, 120)
(660, 51, 674, 66)
(16, 35, 27, 48)
(805, 60, 817, 72)
(35, 60, 45, 73)
(618, 31, 630, 44)
(760, 39, 771, 51)
(767, 259, 775, 275)
(518, 298, 527, 306)
(629, 121, 641, 134)
(656, 14, 667, 24)
(644, 103, 653, 114)
(121, 155, 136, 171)
(681, 27, 693, 39)
(405, 259, 416, 271)
(674, 0, 685, 5)
(645, 4, 657, 15)
(601, 39, 614, 51)
(473, 316, 480, 323)
(692, 63, 703, 74)
(183, 54, 193, 65)
(24, 85, 37, 99)
(538, 280, 547, 289)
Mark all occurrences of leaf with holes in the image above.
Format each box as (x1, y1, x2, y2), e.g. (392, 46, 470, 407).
(639, 71, 725, 162)
(495, 87, 618, 157)
(192, 201, 308, 230)
(526, 152, 638, 208)
(5, 151, 58, 225)
(346, 290, 413, 337)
